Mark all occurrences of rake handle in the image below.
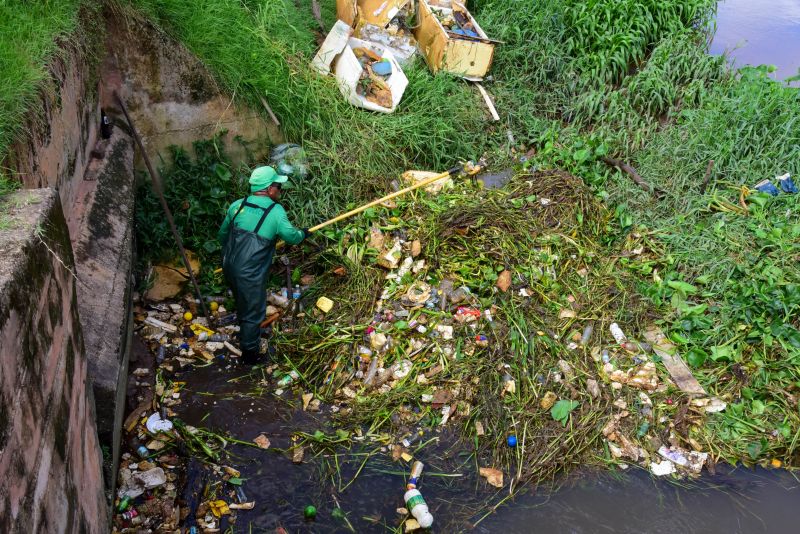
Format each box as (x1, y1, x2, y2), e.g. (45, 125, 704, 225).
(308, 166, 462, 233)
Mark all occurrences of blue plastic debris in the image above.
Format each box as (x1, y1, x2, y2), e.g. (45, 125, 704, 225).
(450, 27, 480, 38)
(754, 178, 780, 196)
(372, 59, 392, 76)
(777, 173, 798, 194)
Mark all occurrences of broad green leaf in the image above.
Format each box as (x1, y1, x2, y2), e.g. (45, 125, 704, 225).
(228, 477, 243, 485)
(686, 347, 707, 368)
(551, 399, 579, 426)
(667, 280, 697, 294)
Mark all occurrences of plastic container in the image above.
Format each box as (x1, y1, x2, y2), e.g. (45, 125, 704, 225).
(408, 460, 424, 489)
(404, 489, 434, 528)
(363, 358, 379, 386)
(117, 495, 132, 512)
(121, 509, 138, 521)
(610, 323, 627, 344)
(235, 486, 248, 504)
(277, 370, 300, 388)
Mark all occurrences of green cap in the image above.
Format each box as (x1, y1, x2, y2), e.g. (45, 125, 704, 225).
(249, 166, 289, 192)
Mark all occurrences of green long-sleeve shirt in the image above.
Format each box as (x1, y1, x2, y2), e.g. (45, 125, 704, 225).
(217, 196, 305, 247)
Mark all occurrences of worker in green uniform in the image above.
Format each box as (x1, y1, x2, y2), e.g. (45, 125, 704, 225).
(218, 166, 310, 364)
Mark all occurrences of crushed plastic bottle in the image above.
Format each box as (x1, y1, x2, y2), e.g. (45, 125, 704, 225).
(217, 313, 237, 326)
(363, 358, 379, 386)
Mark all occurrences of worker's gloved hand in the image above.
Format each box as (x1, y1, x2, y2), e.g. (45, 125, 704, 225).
(302, 228, 312, 239)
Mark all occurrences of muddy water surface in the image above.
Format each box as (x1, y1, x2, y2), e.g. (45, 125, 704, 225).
(174, 364, 800, 533)
(710, 0, 800, 81)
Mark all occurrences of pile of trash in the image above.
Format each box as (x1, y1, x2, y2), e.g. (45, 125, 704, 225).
(314, 0, 497, 112)
(268, 169, 747, 490)
(113, 300, 274, 532)
(117, 166, 767, 529)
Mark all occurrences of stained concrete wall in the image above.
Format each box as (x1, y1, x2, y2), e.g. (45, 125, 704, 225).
(100, 11, 281, 168)
(0, 189, 108, 533)
(67, 128, 136, 489)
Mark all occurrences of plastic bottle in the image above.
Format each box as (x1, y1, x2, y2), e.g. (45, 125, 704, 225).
(403, 489, 433, 528)
(363, 358, 379, 386)
(209, 334, 230, 342)
(117, 495, 132, 512)
(303, 505, 317, 520)
(580, 323, 594, 346)
(156, 344, 166, 363)
(277, 370, 299, 387)
(402, 430, 423, 448)
(408, 461, 424, 489)
(130, 437, 149, 459)
(217, 313, 237, 326)
(235, 486, 248, 504)
(609, 323, 627, 344)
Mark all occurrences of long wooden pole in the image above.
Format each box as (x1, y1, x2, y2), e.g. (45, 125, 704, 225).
(308, 166, 462, 233)
(114, 91, 210, 319)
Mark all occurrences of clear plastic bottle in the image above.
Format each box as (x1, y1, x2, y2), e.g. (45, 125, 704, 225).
(403, 488, 434, 528)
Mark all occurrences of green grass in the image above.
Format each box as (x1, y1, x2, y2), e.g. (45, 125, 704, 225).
(124, 0, 490, 227)
(0, 0, 86, 195)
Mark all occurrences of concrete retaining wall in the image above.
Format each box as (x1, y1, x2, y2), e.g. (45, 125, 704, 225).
(0, 189, 108, 533)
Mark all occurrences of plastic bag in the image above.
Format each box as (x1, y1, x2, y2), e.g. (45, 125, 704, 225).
(270, 143, 308, 179)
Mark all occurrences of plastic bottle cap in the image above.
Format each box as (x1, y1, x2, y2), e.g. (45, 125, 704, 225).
(183, 312, 193, 321)
(304, 505, 317, 520)
(507, 435, 517, 447)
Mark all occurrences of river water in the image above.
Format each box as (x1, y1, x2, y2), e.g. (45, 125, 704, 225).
(710, 0, 800, 81)
(173, 363, 800, 533)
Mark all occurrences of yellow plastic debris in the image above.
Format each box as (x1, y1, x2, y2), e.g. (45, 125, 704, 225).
(401, 452, 413, 462)
(190, 323, 214, 336)
(209, 500, 231, 517)
(316, 296, 334, 313)
(183, 311, 193, 321)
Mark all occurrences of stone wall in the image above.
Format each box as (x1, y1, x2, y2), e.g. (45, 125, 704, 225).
(0, 189, 108, 533)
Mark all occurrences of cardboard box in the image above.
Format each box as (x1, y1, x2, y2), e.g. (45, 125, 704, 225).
(312, 20, 409, 113)
(414, 0, 496, 80)
(337, 0, 410, 28)
(336, 0, 417, 65)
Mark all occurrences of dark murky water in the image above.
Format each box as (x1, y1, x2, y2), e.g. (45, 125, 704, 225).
(174, 364, 800, 533)
(710, 0, 800, 81)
